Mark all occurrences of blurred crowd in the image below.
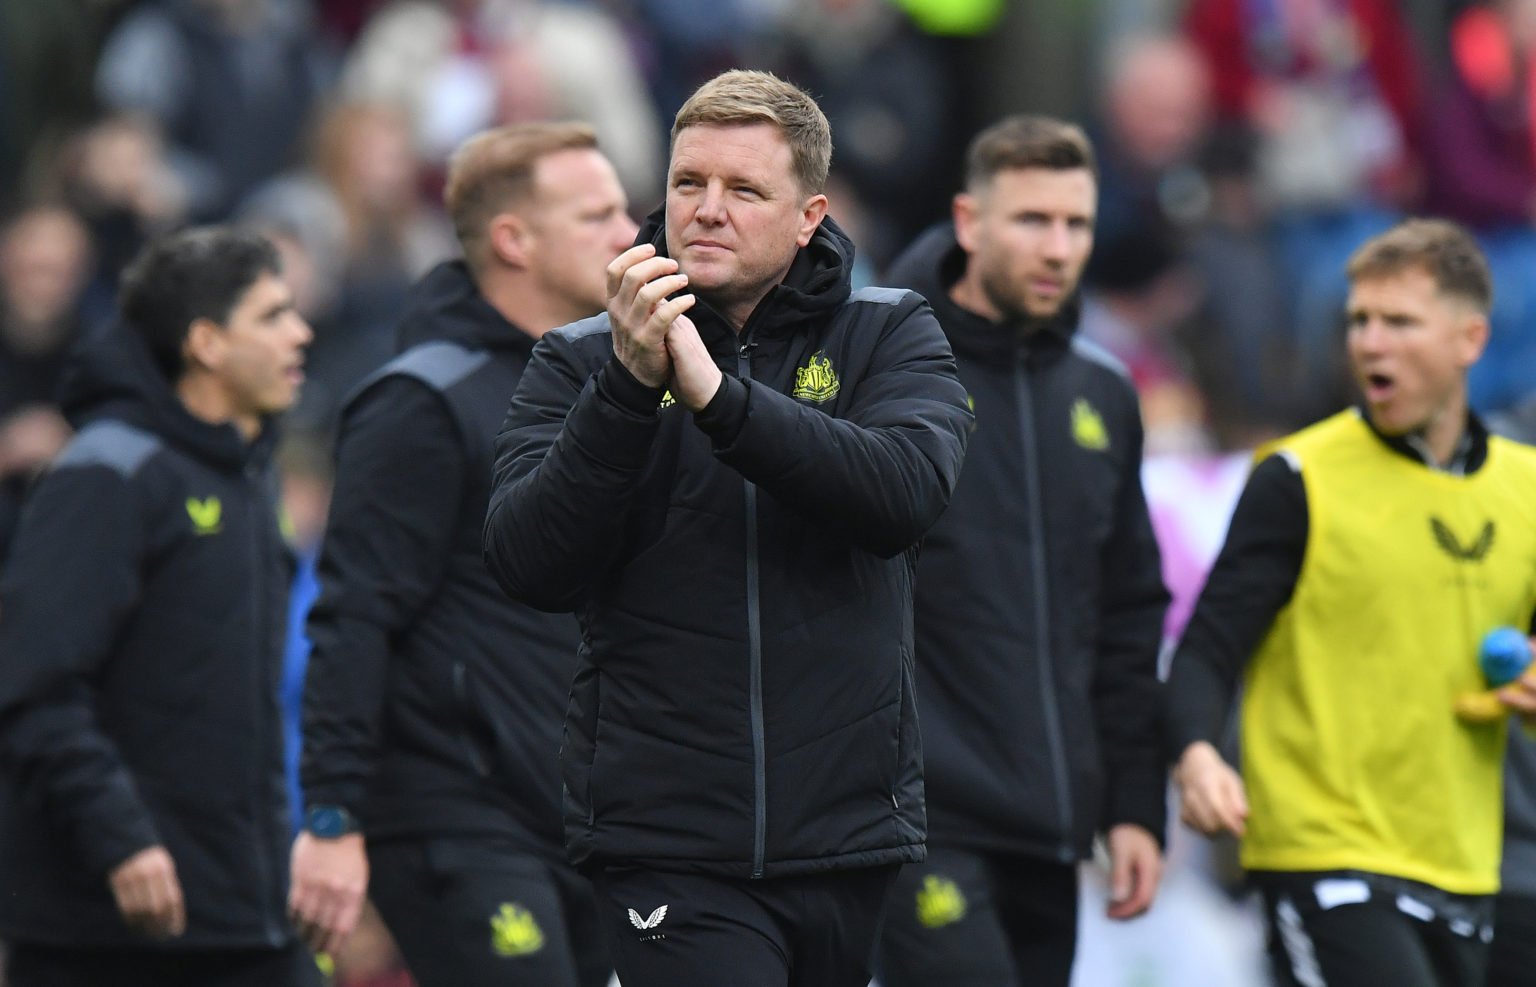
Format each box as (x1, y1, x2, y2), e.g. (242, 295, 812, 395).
(4, 0, 1536, 983)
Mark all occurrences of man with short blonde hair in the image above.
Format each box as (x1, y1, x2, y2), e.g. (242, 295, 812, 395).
(670, 68, 832, 194)
(1171, 218, 1536, 986)
(290, 122, 634, 987)
(445, 122, 599, 267)
(485, 70, 972, 987)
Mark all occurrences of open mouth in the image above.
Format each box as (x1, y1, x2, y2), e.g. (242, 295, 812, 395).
(1362, 372, 1394, 402)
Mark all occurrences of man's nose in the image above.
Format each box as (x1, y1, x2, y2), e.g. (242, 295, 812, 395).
(611, 215, 639, 252)
(291, 312, 314, 348)
(1041, 221, 1072, 261)
(696, 182, 727, 224)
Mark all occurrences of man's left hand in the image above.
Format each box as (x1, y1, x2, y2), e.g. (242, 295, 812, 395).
(1498, 664, 1536, 728)
(1105, 823, 1162, 920)
(665, 314, 723, 411)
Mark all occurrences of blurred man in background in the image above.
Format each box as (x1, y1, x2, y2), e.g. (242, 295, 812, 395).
(290, 122, 635, 987)
(876, 114, 1168, 987)
(0, 226, 316, 986)
(1170, 219, 1536, 987)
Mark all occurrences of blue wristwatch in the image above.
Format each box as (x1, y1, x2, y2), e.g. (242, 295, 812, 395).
(303, 804, 360, 838)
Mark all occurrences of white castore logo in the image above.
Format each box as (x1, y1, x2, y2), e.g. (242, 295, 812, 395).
(627, 905, 668, 930)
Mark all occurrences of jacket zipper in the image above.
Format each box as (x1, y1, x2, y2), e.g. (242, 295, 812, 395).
(738, 339, 767, 879)
(1014, 358, 1076, 863)
(247, 470, 284, 943)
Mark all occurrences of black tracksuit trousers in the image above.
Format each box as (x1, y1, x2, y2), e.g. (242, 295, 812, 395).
(591, 864, 897, 987)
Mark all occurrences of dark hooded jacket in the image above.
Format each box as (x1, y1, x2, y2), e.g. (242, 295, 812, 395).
(301, 260, 579, 848)
(0, 327, 294, 948)
(483, 212, 972, 878)
(886, 225, 1169, 862)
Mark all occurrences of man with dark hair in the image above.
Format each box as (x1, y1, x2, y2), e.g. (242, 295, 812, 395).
(873, 114, 1170, 987)
(1170, 217, 1536, 987)
(289, 122, 634, 987)
(0, 226, 316, 986)
(483, 69, 972, 987)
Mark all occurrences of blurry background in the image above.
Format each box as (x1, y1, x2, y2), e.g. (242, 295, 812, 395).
(1, 1, 1524, 983)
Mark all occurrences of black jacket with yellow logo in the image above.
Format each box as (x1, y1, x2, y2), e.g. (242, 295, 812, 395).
(301, 260, 580, 850)
(484, 212, 973, 878)
(886, 225, 1169, 863)
(0, 327, 295, 948)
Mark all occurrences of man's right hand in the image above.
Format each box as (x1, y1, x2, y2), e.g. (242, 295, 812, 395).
(1174, 740, 1249, 837)
(288, 831, 368, 956)
(607, 243, 695, 388)
(108, 845, 186, 939)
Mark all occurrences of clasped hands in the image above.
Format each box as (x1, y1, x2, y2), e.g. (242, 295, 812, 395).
(607, 244, 722, 410)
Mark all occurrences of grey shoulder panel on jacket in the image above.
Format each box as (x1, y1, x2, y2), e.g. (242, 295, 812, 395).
(849, 286, 912, 307)
(550, 313, 613, 342)
(1070, 336, 1133, 382)
(53, 420, 162, 478)
(377, 341, 489, 393)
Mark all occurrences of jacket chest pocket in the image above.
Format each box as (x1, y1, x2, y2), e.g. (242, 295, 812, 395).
(1067, 449, 1121, 549)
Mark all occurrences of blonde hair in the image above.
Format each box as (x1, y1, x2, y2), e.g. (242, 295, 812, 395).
(1347, 219, 1493, 314)
(672, 70, 832, 194)
(444, 122, 599, 265)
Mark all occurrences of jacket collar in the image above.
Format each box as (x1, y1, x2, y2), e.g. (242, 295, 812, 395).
(394, 260, 538, 358)
(60, 325, 274, 473)
(886, 222, 1081, 366)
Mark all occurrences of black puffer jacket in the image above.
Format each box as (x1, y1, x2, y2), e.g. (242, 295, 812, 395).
(484, 213, 972, 878)
(888, 225, 1169, 862)
(0, 327, 294, 948)
(302, 261, 580, 849)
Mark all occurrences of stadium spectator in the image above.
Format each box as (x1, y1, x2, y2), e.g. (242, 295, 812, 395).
(482, 69, 972, 986)
(1425, 0, 1536, 412)
(94, 0, 332, 221)
(290, 122, 633, 986)
(340, 0, 661, 206)
(0, 227, 316, 986)
(1091, 34, 1214, 251)
(875, 115, 1169, 987)
(1169, 218, 1536, 987)
(0, 205, 96, 416)
(242, 100, 456, 435)
(1184, 0, 1424, 214)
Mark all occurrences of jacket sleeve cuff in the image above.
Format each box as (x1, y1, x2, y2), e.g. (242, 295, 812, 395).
(1103, 777, 1169, 849)
(78, 785, 164, 877)
(596, 357, 666, 418)
(694, 375, 749, 446)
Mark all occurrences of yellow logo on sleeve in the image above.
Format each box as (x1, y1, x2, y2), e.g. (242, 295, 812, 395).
(185, 496, 223, 535)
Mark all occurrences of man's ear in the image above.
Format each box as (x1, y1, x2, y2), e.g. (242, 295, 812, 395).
(796, 194, 829, 247)
(953, 192, 979, 253)
(1459, 312, 1491, 369)
(182, 317, 223, 373)
(488, 213, 532, 269)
